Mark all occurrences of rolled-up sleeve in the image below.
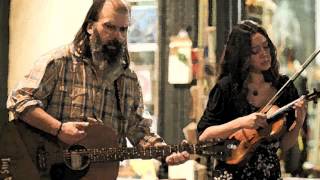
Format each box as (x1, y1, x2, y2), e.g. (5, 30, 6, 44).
(7, 56, 58, 121)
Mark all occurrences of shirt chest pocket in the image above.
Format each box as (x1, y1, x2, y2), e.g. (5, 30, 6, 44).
(70, 86, 86, 105)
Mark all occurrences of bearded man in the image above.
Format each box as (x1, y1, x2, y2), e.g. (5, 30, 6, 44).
(7, 0, 189, 179)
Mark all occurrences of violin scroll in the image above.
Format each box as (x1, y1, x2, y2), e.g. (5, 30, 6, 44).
(305, 88, 320, 104)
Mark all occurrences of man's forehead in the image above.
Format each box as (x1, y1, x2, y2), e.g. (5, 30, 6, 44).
(98, 1, 130, 24)
(100, 1, 129, 16)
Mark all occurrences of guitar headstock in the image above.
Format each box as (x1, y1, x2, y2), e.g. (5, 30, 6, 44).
(197, 139, 238, 160)
(306, 88, 320, 104)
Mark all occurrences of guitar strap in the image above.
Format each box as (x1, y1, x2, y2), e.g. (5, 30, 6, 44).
(114, 79, 127, 148)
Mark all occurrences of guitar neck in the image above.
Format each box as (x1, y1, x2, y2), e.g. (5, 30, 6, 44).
(65, 144, 199, 163)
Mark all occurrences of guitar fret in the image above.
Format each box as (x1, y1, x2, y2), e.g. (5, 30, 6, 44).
(101, 148, 107, 161)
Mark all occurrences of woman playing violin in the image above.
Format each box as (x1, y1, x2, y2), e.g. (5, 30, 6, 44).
(197, 20, 307, 179)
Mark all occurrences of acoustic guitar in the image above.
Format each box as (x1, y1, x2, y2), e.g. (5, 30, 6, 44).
(14, 120, 236, 180)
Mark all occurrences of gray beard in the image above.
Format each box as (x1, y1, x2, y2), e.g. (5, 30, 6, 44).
(90, 44, 125, 70)
(89, 30, 124, 70)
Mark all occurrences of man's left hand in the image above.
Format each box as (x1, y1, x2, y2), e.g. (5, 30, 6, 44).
(139, 137, 190, 165)
(164, 151, 190, 165)
(154, 141, 190, 166)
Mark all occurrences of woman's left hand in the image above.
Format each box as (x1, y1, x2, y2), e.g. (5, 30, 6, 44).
(293, 97, 307, 127)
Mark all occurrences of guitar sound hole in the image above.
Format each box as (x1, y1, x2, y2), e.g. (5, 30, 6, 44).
(64, 144, 90, 171)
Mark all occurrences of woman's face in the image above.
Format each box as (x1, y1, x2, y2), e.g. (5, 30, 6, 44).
(249, 33, 272, 72)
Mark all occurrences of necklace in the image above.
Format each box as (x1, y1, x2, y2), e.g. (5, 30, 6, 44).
(252, 89, 258, 96)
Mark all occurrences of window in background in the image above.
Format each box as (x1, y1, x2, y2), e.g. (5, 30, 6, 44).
(128, 0, 159, 133)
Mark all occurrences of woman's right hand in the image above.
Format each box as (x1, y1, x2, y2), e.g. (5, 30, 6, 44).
(57, 122, 89, 145)
(239, 112, 268, 129)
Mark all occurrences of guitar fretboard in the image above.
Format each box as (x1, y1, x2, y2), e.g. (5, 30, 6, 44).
(63, 144, 199, 162)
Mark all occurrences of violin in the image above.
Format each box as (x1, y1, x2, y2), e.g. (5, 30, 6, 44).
(226, 89, 320, 165)
(223, 49, 320, 165)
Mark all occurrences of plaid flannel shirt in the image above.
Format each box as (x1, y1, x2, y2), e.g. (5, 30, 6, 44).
(7, 44, 162, 146)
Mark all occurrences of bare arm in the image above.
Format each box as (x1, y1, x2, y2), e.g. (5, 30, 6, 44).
(280, 122, 302, 152)
(21, 107, 62, 136)
(199, 112, 268, 142)
(280, 99, 306, 152)
(21, 106, 89, 145)
(199, 118, 243, 141)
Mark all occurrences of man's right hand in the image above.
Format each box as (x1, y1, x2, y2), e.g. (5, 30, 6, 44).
(57, 122, 89, 145)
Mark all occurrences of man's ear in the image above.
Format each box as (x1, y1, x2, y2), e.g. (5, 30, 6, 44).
(87, 22, 94, 35)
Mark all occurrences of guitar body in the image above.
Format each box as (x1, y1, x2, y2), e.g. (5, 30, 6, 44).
(14, 120, 120, 180)
(76, 124, 119, 180)
(13, 119, 237, 179)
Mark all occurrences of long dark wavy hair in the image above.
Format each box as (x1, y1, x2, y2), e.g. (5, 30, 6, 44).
(218, 20, 279, 91)
(72, 0, 131, 69)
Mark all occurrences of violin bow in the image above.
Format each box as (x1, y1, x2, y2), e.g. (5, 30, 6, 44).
(260, 48, 320, 113)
